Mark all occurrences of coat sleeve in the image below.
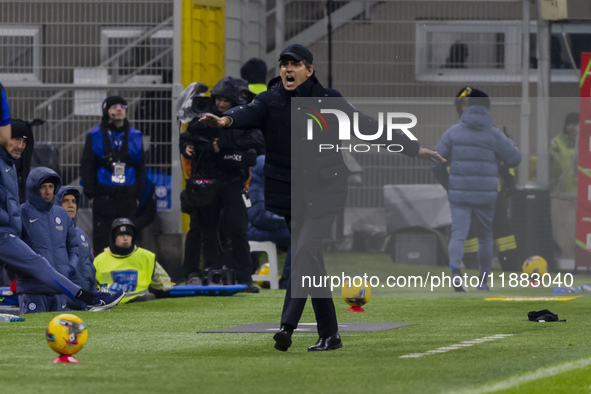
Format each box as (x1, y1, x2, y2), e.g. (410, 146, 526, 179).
(150, 261, 173, 291)
(85, 252, 97, 291)
(134, 182, 157, 230)
(224, 97, 268, 132)
(134, 147, 146, 202)
(80, 133, 98, 199)
(431, 130, 452, 190)
(494, 129, 522, 168)
(66, 217, 79, 274)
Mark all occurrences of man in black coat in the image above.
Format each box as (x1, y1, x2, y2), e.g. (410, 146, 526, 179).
(200, 44, 445, 352)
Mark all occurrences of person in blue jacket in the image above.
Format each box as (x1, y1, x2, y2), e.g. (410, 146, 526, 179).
(80, 95, 146, 255)
(432, 87, 522, 291)
(0, 82, 123, 311)
(247, 155, 291, 288)
(57, 186, 97, 310)
(17, 167, 80, 313)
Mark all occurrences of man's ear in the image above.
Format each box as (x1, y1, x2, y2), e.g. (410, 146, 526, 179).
(306, 65, 314, 78)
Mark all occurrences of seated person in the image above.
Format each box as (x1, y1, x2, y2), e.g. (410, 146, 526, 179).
(17, 167, 79, 314)
(247, 155, 291, 289)
(56, 186, 97, 310)
(94, 218, 172, 303)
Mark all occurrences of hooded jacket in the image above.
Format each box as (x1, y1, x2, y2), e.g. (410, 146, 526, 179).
(180, 76, 263, 183)
(0, 147, 21, 236)
(17, 167, 79, 294)
(226, 74, 420, 217)
(55, 186, 96, 292)
(432, 105, 522, 206)
(247, 155, 289, 233)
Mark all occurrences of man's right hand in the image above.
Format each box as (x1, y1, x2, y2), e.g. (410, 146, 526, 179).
(199, 114, 230, 128)
(185, 144, 195, 157)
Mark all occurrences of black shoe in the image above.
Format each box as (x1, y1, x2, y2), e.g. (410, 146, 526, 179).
(273, 327, 293, 352)
(240, 283, 260, 293)
(452, 275, 467, 292)
(308, 333, 342, 351)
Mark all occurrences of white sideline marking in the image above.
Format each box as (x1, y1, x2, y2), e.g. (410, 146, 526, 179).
(456, 356, 591, 394)
(399, 334, 513, 359)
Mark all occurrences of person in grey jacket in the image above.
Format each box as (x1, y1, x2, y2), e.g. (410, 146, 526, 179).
(17, 167, 79, 313)
(432, 87, 521, 291)
(57, 186, 97, 310)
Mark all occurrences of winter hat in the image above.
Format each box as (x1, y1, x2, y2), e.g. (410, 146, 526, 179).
(111, 217, 135, 242)
(240, 58, 267, 84)
(455, 86, 490, 116)
(102, 96, 128, 117)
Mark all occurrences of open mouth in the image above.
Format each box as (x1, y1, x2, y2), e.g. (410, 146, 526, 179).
(286, 75, 295, 83)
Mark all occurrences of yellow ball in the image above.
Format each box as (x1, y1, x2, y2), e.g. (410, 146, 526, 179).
(341, 278, 371, 307)
(255, 263, 270, 288)
(522, 255, 548, 276)
(46, 314, 88, 355)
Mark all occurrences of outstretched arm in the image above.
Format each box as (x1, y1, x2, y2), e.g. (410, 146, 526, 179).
(199, 113, 232, 128)
(417, 147, 447, 164)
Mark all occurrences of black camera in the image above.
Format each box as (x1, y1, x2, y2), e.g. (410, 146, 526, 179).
(192, 96, 215, 117)
(203, 268, 235, 286)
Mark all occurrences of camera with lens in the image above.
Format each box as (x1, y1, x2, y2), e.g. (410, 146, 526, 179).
(192, 96, 215, 118)
(203, 267, 235, 286)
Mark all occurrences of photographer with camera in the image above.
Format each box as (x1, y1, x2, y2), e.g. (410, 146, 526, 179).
(180, 76, 263, 293)
(80, 96, 146, 256)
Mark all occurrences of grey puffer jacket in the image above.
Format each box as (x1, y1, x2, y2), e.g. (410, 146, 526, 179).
(432, 105, 521, 206)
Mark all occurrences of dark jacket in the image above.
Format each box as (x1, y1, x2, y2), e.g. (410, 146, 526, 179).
(247, 155, 290, 232)
(0, 147, 21, 236)
(133, 177, 157, 230)
(80, 120, 146, 200)
(432, 105, 522, 206)
(180, 121, 261, 184)
(18, 167, 79, 294)
(55, 186, 96, 292)
(225, 74, 420, 217)
(180, 77, 263, 183)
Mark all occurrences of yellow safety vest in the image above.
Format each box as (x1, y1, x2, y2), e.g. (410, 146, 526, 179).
(248, 83, 267, 96)
(94, 247, 155, 303)
(550, 134, 577, 193)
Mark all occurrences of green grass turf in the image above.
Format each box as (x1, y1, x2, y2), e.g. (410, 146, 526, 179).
(1, 252, 591, 393)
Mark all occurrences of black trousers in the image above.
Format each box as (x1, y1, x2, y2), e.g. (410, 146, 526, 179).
(92, 195, 137, 255)
(280, 211, 338, 338)
(194, 182, 252, 283)
(183, 210, 202, 279)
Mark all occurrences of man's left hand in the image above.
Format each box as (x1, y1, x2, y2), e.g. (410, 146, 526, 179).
(417, 147, 446, 164)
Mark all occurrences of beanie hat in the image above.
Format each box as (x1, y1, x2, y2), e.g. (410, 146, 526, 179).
(455, 86, 490, 116)
(10, 120, 31, 140)
(102, 96, 128, 117)
(240, 58, 267, 84)
(111, 217, 136, 243)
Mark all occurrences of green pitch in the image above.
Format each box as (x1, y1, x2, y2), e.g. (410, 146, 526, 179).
(1, 253, 591, 393)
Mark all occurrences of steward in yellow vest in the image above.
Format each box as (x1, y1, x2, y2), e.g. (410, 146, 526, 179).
(94, 218, 172, 303)
(549, 112, 579, 193)
(240, 57, 267, 101)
